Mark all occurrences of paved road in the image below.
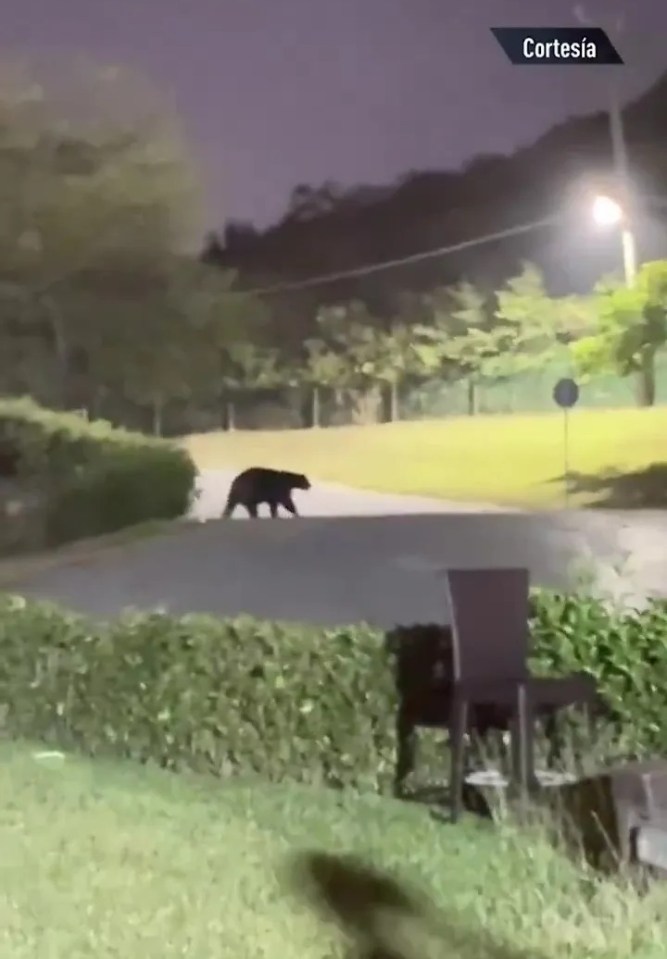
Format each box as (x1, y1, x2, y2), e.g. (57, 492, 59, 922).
(191, 469, 513, 520)
(7, 469, 666, 627)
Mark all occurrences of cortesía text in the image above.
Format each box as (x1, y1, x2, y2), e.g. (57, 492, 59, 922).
(491, 27, 623, 65)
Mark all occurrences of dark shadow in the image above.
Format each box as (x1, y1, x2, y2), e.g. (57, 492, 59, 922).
(284, 850, 552, 959)
(560, 464, 667, 509)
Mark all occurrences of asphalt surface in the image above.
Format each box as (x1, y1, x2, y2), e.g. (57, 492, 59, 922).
(7, 469, 666, 627)
(192, 469, 512, 519)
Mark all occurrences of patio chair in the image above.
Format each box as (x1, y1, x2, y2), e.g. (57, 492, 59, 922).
(445, 567, 599, 822)
(389, 624, 516, 798)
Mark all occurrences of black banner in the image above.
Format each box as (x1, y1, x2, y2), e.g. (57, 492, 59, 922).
(491, 27, 623, 65)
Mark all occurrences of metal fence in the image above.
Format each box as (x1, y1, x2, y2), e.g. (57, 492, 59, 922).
(403, 349, 667, 419)
(57, 348, 667, 436)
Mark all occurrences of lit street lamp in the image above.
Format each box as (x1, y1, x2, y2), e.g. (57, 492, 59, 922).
(591, 195, 623, 226)
(574, 4, 636, 285)
(591, 193, 637, 285)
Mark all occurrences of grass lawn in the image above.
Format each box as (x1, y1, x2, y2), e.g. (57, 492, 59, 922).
(184, 406, 667, 509)
(2, 743, 666, 958)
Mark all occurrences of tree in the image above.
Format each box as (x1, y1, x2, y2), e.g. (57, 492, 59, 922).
(0, 282, 57, 401)
(219, 341, 281, 431)
(426, 282, 496, 415)
(0, 59, 290, 435)
(69, 255, 260, 432)
(285, 181, 342, 221)
(79, 265, 267, 433)
(366, 321, 443, 422)
(0, 59, 203, 410)
(310, 303, 380, 423)
(420, 267, 592, 415)
(302, 336, 349, 427)
(310, 303, 438, 424)
(571, 260, 667, 407)
(492, 262, 573, 376)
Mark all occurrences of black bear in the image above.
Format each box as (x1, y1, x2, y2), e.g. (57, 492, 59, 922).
(222, 467, 311, 518)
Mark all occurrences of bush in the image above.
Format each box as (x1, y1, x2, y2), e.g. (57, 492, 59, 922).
(0, 396, 196, 548)
(0, 599, 397, 791)
(529, 588, 667, 755)
(0, 590, 665, 791)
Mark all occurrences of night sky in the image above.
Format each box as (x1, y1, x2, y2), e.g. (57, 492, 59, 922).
(3, 0, 667, 229)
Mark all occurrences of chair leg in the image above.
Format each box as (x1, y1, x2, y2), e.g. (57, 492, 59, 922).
(510, 684, 536, 804)
(449, 696, 468, 823)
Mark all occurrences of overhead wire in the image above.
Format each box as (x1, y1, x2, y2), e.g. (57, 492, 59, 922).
(238, 216, 561, 296)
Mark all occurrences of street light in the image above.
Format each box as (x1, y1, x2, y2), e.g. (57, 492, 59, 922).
(591, 193, 637, 285)
(575, 5, 636, 284)
(592, 194, 623, 227)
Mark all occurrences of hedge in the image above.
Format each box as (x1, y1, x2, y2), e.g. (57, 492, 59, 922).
(0, 589, 665, 791)
(0, 397, 196, 549)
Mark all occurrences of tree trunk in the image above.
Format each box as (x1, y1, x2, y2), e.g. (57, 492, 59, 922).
(636, 351, 656, 407)
(41, 295, 69, 408)
(225, 399, 236, 431)
(311, 385, 321, 427)
(349, 386, 382, 425)
(90, 386, 108, 420)
(152, 397, 163, 436)
(389, 381, 399, 422)
(467, 378, 476, 416)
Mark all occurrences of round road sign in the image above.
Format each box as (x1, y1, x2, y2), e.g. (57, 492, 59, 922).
(553, 378, 579, 409)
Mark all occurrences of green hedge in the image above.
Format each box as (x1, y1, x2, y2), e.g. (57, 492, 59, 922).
(0, 589, 665, 790)
(0, 397, 196, 548)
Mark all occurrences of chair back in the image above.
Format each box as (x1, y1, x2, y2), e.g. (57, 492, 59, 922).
(444, 568, 530, 683)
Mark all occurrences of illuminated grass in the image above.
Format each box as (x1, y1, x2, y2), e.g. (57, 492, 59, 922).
(184, 407, 667, 508)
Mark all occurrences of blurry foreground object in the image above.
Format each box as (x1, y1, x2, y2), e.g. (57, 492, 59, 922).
(285, 849, 547, 959)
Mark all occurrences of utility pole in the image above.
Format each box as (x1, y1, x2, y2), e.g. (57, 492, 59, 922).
(575, 5, 654, 406)
(574, 4, 636, 283)
(605, 11, 637, 284)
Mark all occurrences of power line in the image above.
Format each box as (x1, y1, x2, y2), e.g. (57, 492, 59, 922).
(240, 215, 562, 297)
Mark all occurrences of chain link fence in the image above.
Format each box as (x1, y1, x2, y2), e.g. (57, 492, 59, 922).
(54, 347, 667, 436)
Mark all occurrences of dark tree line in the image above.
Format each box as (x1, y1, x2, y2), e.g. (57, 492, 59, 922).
(202, 68, 667, 357)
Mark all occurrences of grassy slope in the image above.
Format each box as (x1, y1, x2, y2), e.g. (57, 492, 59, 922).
(184, 407, 667, 508)
(2, 744, 665, 958)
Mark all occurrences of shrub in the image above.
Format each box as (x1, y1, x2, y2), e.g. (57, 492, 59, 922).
(0, 598, 398, 791)
(0, 396, 196, 548)
(529, 588, 667, 756)
(0, 590, 665, 791)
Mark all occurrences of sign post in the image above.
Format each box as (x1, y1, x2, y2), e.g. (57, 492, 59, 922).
(552, 378, 579, 508)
